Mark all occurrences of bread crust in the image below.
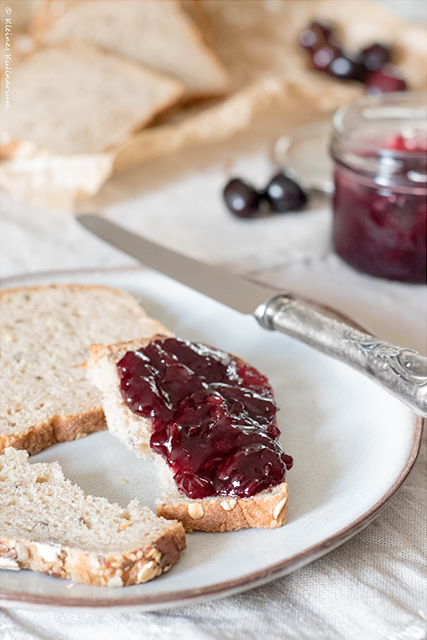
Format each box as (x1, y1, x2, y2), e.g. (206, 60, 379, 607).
(87, 334, 171, 367)
(0, 283, 154, 306)
(0, 408, 106, 456)
(0, 520, 185, 587)
(157, 483, 289, 532)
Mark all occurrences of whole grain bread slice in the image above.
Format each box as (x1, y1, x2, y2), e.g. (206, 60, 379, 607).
(0, 284, 171, 455)
(1, 43, 183, 156)
(33, 0, 229, 99)
(0, 448, 185, 586)
(87, 338, 289, 533)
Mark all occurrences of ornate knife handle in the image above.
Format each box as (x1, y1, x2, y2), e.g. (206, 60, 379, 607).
(255, 294, 427, 418)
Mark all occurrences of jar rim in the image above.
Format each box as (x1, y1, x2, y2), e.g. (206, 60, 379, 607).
(332, 92, 427, 157)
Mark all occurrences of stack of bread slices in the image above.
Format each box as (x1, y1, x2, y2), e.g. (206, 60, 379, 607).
(1, 0, 229, 159)
(0, 284, 289, 587)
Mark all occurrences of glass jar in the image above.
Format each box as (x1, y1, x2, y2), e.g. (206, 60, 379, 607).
(330, 93, 427, 284)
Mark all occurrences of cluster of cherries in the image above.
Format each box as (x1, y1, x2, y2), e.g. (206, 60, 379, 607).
(223, 173, 308, 219)
(299, 20, 407, 94)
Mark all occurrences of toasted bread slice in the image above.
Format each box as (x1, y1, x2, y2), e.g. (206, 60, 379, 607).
(0, 448, 185, 586)
(0, 285, 171, 455)
(33, 0, 229, 99)
(1, 43, 183, 155)
(87, 338, 289, 532)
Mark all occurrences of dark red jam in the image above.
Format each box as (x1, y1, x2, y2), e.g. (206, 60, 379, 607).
(117, 338, 293, 500)
(331, 93, 427, 284)
(333, 138, 427, 283)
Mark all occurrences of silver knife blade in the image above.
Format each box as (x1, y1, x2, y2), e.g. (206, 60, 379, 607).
(77, 214, 275, 315)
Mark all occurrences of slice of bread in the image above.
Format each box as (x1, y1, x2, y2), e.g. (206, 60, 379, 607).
(33, 0, 229, 98)
(0, 448, 185, 586)
(0, 284, 171, 455)
(87, 338, 289, 533)
(1, 43, 183, 155)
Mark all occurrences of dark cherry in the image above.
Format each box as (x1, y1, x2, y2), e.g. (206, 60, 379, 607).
(223, 178, 260, 218)
(299, 21, 402, 93)
(367, 65, 407, 94)
(117, 338, 292, 499)
(358, 42, 392, 72)
(329, 55, 368, 82)
(312, 44, 342, 72)
(298, 20, 335, 52)
(264, 173, 308, 213)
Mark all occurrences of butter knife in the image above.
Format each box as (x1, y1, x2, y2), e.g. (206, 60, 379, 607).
(77, 214, 427, 418)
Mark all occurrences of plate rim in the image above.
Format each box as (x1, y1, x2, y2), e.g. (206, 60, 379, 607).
(0, 266, 423, 611)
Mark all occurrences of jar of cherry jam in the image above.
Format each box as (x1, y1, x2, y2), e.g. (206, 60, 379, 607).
(330, 93, 427, 283)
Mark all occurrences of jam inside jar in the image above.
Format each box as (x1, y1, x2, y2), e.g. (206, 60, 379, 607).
(330, 93, 427, 283)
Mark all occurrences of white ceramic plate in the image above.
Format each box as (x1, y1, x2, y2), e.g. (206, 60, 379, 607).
(0, 267, 422, 611)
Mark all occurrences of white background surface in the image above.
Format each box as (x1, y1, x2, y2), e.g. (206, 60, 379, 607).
(1, 0, 426, 638)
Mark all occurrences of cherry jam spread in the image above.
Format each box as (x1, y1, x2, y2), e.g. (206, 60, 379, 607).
(333, 135, 427, 283)
(117, 338, 293, 500)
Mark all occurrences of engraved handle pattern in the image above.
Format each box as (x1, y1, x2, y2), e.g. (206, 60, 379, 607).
(342, 328, 427, 387)
(255, 294, 427, 417)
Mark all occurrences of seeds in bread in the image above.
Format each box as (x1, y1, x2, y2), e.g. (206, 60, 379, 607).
(1, 43, 184, 155)
(155, 456, 289, 532)
(0, 284, 171, 455)
(87, 337, 289, 532)
(33, 0, 229, 98)
(0, 448, 186, 586)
